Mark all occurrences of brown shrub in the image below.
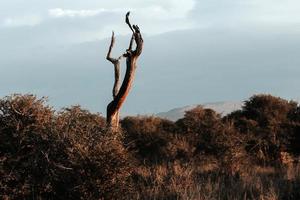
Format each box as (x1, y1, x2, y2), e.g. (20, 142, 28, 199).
(0, 95, 133, 200)
(121, 116, 175, 164)
(176, 107, 243, 158)
(0, 94, 68, 199)
(227, 95, 300, 164)
(55, 106, 133, 199)
(1, 94, 300, 199)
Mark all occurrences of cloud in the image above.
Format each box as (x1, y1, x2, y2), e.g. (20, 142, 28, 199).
(49, 8, 114, 18)
(189, 0, 300, 28)
(44, 0, 197, 39)
(0, 0, 197, 39)
(136, 0, 196, 20)
(48, 0, 195, 20)
(2, 0, 300, 49)
(248, 0, 300, 24)
(2, 15, 42, 27)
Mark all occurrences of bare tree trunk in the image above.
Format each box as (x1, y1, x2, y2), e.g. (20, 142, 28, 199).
(106, 12, 144, 131)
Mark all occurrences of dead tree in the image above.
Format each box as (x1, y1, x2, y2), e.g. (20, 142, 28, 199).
(106, 12, 143, 130)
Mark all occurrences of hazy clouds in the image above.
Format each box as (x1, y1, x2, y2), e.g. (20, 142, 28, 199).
(1, 0, 300, 44)
(1, 0, 196, 40)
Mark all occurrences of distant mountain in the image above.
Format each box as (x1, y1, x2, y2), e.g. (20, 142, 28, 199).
(157, 101, 243, 121)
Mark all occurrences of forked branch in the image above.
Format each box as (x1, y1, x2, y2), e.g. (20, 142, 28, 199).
(106, 31, 123, 98)
(106, 12, 144, 131)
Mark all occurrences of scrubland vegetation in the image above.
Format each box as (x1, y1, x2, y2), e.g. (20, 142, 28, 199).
(1, 94, 300, 199)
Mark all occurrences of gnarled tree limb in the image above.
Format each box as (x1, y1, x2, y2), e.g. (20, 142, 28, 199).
(106, 31, 123, 98)
(106, 12, 144, 131)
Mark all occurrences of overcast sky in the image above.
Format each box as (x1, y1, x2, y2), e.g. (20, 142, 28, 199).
(1, 0, 300, 115)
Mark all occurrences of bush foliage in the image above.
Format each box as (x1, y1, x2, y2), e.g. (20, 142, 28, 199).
(1, 94, 300, 199)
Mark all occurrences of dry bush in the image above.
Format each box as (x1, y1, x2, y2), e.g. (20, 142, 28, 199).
(242, 95, 298, 126)
(1, 94, 300, 199)
(228, 94, 300, 164)
(175, 107, 229, 156)
(121, 116, 175, 164)
(175, 106, 249, 173)
(65, 133, 133, 199)
(55, 106, 133, 199)
(55, 106, 106, 151)
(0, 95, 133, 200)
(0, 94, 68, 199)
(166, 135, 196, 162)
(176, 106, 222, 135)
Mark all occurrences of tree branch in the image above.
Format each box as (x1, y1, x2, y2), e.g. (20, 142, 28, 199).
(125, 12, 134, 33)
(127, 34, 135, 52)
(106, 31, 117, 63)
(106, 31, 123, 98)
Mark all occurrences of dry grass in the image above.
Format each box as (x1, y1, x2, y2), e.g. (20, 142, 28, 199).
(130, 162, 300, 200)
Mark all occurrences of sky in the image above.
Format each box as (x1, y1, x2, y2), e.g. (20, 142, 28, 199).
(0, 0, 300, 115)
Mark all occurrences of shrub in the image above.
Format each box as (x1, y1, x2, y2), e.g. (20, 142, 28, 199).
(121, 116, 175, 165)
(228, 94, 299, 163)
(0, 95, 133, 200)
(1, 93, 300, 199)
(0, 94, 68, 199)
(176, 107, 237, 156)
(242, 95, 298, 129)
(55, 106, 133, 199)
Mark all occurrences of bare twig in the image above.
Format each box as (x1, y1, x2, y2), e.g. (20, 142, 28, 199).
(106, 31, 117, 63)
(125, 12, 134, 33)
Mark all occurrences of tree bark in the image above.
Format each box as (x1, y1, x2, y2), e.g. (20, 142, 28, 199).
(106, 12, 144, 131)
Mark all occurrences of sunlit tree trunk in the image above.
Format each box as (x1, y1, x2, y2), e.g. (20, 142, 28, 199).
(106, 12, 144, 131)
